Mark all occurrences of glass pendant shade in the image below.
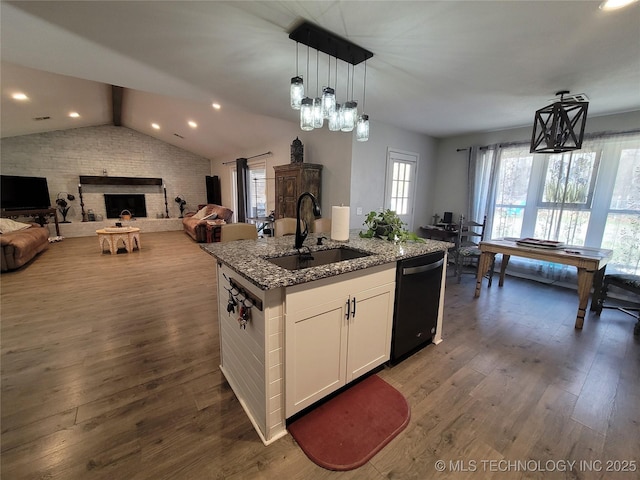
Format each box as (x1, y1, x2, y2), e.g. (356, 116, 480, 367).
(328, 103, 341, 131)
(300, 97, 314, 131)
(290, 76, 304, 110)
(341, 101, 358, 132)
(313, 97, 324, 128)
(356, 114, 369, 142)
(321, 87, 336, 119)
(338, 104, 347, 130)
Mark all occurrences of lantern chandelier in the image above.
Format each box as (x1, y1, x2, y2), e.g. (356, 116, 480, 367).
(289, 21, 373, 142)
(530, 90, 589, 154)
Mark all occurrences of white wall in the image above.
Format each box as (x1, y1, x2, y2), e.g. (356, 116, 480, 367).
(210, 116, 438, 231)
(210, 121, 352, 219)
(431, 110, 640, 222)
(350, 118, 438, 230)
(0, 125, 211, 222)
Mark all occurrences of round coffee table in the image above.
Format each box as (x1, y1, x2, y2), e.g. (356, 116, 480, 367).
(96, 227, 141, 254)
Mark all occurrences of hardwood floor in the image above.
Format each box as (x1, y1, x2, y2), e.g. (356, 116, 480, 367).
(1, 231, 638, 479)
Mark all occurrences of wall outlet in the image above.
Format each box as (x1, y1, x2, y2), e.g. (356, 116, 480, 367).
(356, 207, 363, 215)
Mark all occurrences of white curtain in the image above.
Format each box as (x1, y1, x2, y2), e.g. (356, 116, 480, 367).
(467, 145, 500, 237)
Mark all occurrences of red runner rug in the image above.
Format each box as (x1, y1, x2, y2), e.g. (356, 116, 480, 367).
(288, 374, 410, 471)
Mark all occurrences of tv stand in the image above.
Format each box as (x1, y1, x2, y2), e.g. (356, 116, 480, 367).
(1, 208, 60, 236)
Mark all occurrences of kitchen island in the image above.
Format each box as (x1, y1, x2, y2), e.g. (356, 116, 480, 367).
(202, 231, 451, 445)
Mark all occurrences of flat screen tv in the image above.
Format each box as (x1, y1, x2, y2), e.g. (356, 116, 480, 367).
(1, 175, 52, 211)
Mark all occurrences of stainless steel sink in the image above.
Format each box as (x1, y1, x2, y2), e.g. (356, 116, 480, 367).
(265, 247, 371, 270)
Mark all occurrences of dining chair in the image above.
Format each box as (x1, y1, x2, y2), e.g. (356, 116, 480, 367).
(313, 217, 331, 234)
(274, 217, 298, 237)
(455, 215, 489, 283)
(220, 223, 258, 243)
(594, 273, 640, 335)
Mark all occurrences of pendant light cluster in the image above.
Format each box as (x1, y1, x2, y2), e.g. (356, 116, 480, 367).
(289, 21, 373, 142)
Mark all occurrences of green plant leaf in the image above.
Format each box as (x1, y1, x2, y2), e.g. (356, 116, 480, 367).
(360, 210, 424, 243)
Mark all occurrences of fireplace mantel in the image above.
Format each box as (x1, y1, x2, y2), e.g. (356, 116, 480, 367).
(79, 176, 163, 186)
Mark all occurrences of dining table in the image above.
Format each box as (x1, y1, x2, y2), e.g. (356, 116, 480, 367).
(474, 238, 613, 329)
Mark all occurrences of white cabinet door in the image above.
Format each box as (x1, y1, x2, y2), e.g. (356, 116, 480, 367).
(284, 264, 396, 417)
(346, 283, 395, 382)
(285, 297, 349, 416)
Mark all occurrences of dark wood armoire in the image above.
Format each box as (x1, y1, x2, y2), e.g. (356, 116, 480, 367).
(274, 163, 322, 229)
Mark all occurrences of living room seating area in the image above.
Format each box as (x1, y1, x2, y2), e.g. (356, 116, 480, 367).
(0, 218, 50, 271)
(182, 204, 233, 242)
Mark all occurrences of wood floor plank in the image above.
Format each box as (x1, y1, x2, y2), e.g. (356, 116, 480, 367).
(2, 232, 638, 479)
(571, 325, 628, 435)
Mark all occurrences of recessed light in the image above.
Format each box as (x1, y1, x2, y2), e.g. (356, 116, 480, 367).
(212, 103, 221, 110)
(151, 123, 160, 130)
(599, 0, 638, 10)
(69, 112, 80, 118)
(188, 120, 198, 128)
(12, 93, 28, 101)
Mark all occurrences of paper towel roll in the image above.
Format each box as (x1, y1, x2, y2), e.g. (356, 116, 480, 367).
(331, 206, 350, 241)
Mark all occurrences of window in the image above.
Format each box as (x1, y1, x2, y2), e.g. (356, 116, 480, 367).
(248, 164, 266, 218)
(491, 148, 533, 239)
(229, 160, 267, 222)
(601, 147, 640, 273)
(385, 149, 418, 229)
(534, 151, 599, 245)
(488, 133, 640, 274)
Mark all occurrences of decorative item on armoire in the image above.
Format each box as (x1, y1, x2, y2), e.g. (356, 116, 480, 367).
(291, 137, 304, 163)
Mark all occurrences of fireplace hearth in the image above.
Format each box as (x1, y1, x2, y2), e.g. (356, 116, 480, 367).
(104, 194, 147, 219)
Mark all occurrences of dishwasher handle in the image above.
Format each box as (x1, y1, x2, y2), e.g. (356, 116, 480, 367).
(402, 257, 444, 276)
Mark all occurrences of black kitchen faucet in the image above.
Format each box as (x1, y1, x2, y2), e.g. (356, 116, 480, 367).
(295, 192, 321, 249)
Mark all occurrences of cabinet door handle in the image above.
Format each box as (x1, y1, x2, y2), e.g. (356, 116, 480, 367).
(345, 298, 351, 320)
(352, 297, 356, 318)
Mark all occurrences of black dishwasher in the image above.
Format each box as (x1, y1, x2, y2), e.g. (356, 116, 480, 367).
(391, 251, 444, 363)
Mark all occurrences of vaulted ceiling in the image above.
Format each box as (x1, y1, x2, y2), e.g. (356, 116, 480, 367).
(2, 1, 639, 161)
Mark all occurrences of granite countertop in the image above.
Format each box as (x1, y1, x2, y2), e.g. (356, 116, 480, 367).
(201, 230, 453, 290)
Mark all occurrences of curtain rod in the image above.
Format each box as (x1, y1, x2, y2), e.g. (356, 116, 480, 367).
(456, 145, 496, 152)
(222, 151, 272, 165)
(456, 128, 640, 153)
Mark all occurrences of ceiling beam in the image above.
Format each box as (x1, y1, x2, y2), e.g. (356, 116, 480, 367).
(112, 85, 123, 126)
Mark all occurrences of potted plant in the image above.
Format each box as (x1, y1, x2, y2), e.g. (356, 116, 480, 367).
(359, 209, 424, 243)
